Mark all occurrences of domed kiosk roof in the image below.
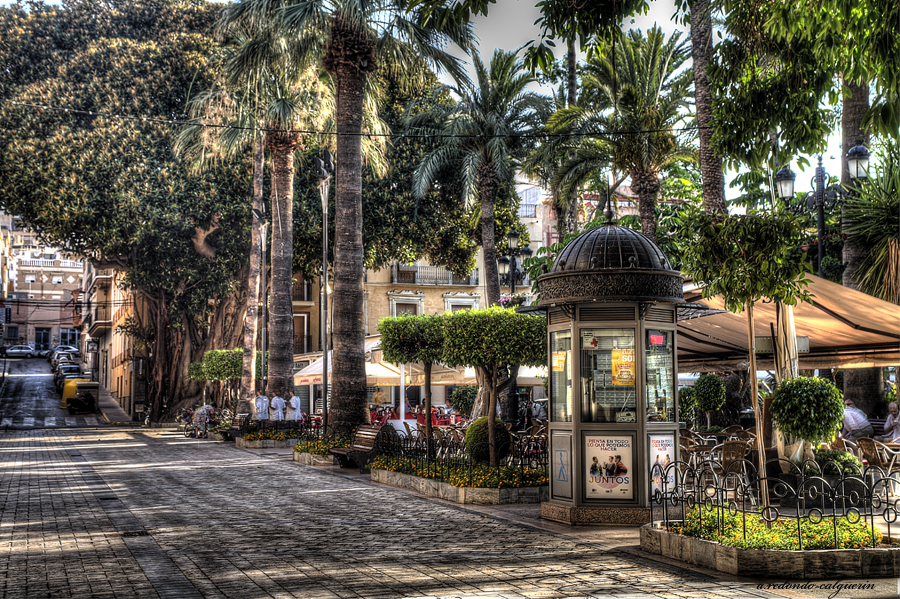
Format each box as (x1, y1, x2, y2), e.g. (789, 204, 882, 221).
(537, 220, 684, 306)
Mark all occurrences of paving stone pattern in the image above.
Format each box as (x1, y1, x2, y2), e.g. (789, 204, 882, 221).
(0, 428, 789, 599)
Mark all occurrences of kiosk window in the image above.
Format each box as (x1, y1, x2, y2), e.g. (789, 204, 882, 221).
(645, 330, 675, 422)
(549, 330, 572, 422)
(580, 329, 636, 423)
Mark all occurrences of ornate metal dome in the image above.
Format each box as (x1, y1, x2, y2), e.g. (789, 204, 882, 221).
(537, 221, 684, 306)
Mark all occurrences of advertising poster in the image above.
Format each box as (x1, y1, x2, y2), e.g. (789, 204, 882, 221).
(551, 351, 567, 372)
(585, 434, 633, 499)
(611, 349, 635, 386)
(648, 434, 676, 499)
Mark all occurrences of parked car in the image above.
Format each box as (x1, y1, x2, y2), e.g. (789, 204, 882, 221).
(51, 353, 75, 370)
(5, 345, 36, 358)
(57, 372, 88, 393)
(48, 346, 79, 362)
(54, 364, 81, 385)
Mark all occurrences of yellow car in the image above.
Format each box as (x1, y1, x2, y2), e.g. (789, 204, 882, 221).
(61, 378, 91, 409)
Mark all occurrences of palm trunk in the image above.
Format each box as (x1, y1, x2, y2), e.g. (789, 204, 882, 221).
(840, 80, 882, 415)
(565, 41, 579, 234)
(488, 366, 498, 466)
(479, 163, 502, 307)
(329, 63, 370, 432)
(690, 0, 728, 215)
(265, 132, 299, 398)
(239, 133, 264, 412)
(631, 171, 660, 242)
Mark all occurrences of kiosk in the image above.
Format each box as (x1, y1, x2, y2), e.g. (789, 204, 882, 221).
(537, 213, 688, 525)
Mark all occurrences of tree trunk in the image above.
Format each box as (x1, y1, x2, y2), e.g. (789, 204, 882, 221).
(631, 171, 660, 242)
(565, 41, 579, 235)
(488, 366, 498, 466)
(470, 368, 489, 419)
(329, 61, 371, 433)
(479, 162, 502, 307)
(690, 0, 728, 215)
(265, 131, 300, 399)
(239, 132, 264, 413)
(840, 80, 883, 415)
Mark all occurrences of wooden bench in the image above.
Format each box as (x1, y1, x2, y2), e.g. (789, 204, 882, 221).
(330, 425, 383, 472)
(228, 414, 252, 436)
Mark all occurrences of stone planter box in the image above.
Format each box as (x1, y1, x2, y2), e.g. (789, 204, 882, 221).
(207, 432, 231, 442)
(777, 472, 869, 510)
(293, 451, 335, 466)
(640, 523, 899, 579)
(235, 437, 298, 449)
(371, 469, 548, 505)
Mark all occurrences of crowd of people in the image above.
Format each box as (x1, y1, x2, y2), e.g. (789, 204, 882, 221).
(252, 390, 307, 421)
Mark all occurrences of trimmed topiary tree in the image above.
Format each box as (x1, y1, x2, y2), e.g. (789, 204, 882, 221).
(694, 374, 726, 429)
(770, 376, 844, 458)
(465, 416, 512, 463)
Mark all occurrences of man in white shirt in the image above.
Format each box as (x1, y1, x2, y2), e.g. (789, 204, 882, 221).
(288, 394, 304, 422)
(879, 402, 900, 442)
(270, 393, 285, 421)
(254, 391, 269, 421)
(842, 400, 874, 441)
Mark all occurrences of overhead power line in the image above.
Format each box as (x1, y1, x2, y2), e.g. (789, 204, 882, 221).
(1, 98, 706, 140)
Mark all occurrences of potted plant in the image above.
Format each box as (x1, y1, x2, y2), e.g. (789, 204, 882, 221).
(694, 374, 726, 430)
(778, 449, 867, 509)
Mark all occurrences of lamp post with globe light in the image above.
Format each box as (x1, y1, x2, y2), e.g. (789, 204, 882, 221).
(774, 145, 869, 278)
(313, 150, 334, 428)
(497, 229, 533, 427)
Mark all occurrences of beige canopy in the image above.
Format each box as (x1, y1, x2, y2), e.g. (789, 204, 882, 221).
(678, 275, 900, 372)
(293, 337, 401, 386)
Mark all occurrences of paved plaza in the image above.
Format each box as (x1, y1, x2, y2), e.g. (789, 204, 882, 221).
(0, 360, 895, 599)
(0, 423, 894, 599)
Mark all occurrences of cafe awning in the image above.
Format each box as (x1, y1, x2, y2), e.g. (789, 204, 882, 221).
(677, 275, 900, 372)
(293, 337, 401, 385)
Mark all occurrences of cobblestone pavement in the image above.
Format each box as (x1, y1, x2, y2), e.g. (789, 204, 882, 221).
(0, 427, 891, 599)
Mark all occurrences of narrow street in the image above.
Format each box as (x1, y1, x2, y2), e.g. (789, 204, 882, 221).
(0, 357, 103, 429)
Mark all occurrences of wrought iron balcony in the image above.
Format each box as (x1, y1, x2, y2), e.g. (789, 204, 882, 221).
(293, 334, 312, 354)
(391, 264, 478, 286)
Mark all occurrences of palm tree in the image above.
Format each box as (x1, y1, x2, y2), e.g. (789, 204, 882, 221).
(551, 27, 695, 242)
(219, 0, 472, 431)
(179, 23, 336, 400)
(409, 49, 551, 307)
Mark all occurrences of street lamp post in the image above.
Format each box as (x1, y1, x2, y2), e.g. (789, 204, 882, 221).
(497, 230, 532, 428)
(251, 207, 269, 392)
(774, 146, 870, 278)
(314, 150, 334, 429)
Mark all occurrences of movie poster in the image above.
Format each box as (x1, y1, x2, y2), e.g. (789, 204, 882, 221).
(585, 434, 633, 500)
(648, 434, 676, 499)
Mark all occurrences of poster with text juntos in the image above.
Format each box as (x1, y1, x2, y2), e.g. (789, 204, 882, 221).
(585, 435, 633, 500)
(648, 434, 676, 500)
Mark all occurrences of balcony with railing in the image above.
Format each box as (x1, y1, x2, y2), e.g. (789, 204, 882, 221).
(391, 264, 479, 286)
(292, 280, 314, 303)
(87, 304, 111, 335)
(19, 259, 56, 267)
(85, 268, 113, 292)
(293, 334, 313, 355)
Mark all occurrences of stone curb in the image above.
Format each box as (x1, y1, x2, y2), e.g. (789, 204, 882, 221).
(640, 523, 900, 579)
(293, 452, 335, 466)
(235, 437, 299, 449)
(371, 468, 548, 505)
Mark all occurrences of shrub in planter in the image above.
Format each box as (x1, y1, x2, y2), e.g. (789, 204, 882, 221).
(678, 386, 696, 424)
(449, 386, 477, 418)
(465, 416, 511, 463)
(694, 374, 726, 429)
(805, 449, 864, 476)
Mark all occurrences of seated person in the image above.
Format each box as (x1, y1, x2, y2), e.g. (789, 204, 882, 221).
(842, 400, 874, 441)
(878, 402, 900, 442)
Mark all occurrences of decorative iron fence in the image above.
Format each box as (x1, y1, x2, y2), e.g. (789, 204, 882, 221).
(392, 264, 479, 286)
(651, 456, 900, 550)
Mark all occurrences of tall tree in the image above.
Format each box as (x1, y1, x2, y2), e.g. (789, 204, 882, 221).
(0, 0, 252, 416)
(551, 27, 695, 242)
(408, 49, 550, 307)
(220, 0, 473, 432)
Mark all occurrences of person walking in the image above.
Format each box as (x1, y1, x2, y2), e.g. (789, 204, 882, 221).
(254, 390, 269, 421)
(270, 392, 285, 421)
(288, 393, 304, 422)
(193, 404, 215, 439)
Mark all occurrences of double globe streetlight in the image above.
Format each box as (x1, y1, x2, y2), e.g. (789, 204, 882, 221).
(774, 144, 870, 278)
(497, 229, 532, 428)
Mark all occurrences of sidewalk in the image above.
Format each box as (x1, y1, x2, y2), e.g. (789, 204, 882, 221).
(96, 384, 135, 424)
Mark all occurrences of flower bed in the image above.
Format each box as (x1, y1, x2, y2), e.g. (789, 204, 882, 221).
(371, 469, 548, 504)
(371, 455, 548, 488)
(292, 434, 352, 456)
(670, 506, 879, 550)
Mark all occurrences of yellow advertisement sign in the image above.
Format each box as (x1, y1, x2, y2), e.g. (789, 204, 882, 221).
(552, 351, 567, 372)
(611, 349, 635, 386)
